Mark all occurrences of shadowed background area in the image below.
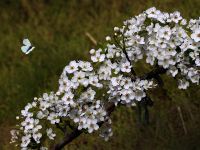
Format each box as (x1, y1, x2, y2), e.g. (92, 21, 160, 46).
(0, 0, 200, 149)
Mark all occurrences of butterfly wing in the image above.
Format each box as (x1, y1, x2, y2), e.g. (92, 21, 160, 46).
(25, 46, 35, 54)
(21, 45, 29, 54)
(23, 38, 31, 47)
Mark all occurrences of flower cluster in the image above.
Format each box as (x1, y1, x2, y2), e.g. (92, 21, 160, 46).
(120, 7, 200, 89)
(108, 76, 155, 105)
(11, 7, 200, 149)
(11, 92, 59, 149)
(58, 60, 108, 133)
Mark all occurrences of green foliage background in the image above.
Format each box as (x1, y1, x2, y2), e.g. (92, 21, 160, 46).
(0, 0, 200, 149)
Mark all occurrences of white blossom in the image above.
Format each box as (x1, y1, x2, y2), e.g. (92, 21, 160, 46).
(46, 128, 56, 140)
(64, 61, 79, 74)
(191, 28, 200, 42)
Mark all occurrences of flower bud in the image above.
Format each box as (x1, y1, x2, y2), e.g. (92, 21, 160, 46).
(114, 27, 120, 32)
(90, 49, 95, 54)
(105, 36, 111, 41)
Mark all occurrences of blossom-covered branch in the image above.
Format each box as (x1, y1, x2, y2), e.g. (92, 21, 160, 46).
(53, 102, 115, 150)
(11, 7, 200, 150)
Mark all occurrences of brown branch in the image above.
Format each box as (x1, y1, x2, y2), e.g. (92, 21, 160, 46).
(52, 128, 82, 150)
(52, 102, 115, 150)
(140, 66, 167, 80)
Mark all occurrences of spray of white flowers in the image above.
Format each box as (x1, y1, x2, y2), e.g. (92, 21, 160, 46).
(11, 7, 200, 150)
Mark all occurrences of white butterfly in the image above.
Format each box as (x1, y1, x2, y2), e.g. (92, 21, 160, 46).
(21, 38, 35, 54)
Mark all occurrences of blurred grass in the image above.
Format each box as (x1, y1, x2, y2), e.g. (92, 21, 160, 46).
(0, 0, 200, 149)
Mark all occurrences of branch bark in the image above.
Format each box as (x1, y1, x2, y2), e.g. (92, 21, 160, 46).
(52, 102, 115, 150)
(52, 128, 82, 150)
(140, 66, 167, 80)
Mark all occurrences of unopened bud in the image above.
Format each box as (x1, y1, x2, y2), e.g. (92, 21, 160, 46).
(116, 52, 120, 57)
(90, 49, 95, 54)
(106, 36, 111, 41)
(114, 27, 120, 32)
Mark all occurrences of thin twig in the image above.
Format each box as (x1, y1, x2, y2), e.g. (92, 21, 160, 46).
(177, 106, 187, 135)
(85, 32, 97, 46)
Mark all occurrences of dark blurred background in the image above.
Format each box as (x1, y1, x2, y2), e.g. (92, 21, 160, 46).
(0, 0, 200, 149)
